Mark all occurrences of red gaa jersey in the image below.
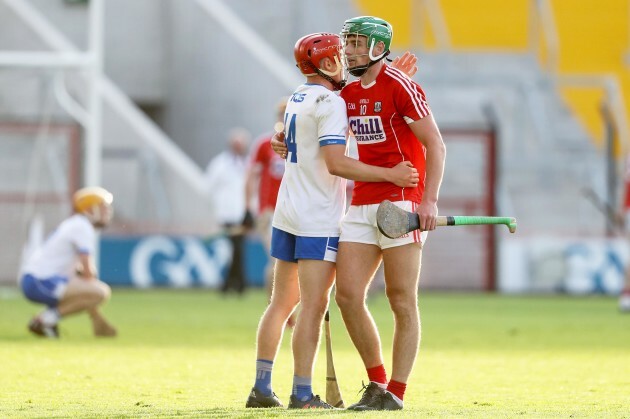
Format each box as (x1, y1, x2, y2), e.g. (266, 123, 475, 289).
(249, 132, 285, 212)
(341, 64, 431, 205)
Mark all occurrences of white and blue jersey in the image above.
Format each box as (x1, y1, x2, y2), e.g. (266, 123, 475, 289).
(20, 214, 95, 306)
(272, 84, 348, 238)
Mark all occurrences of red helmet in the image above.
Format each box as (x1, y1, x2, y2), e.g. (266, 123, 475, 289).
(294, 33, 343, 77)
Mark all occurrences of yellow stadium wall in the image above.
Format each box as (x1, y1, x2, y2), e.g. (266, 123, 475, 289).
(551, 0, 628, 146)
(354, 0, 629, 146)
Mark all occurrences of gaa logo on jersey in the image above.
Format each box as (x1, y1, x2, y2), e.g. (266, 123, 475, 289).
(374, 102, 382, 113)
(349, 116, 386, 144)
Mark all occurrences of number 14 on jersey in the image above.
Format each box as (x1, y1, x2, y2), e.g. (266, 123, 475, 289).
(284, 113, 298, 163)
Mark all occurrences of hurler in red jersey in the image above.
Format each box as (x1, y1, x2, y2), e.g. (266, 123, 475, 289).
(341, 64, 431, 206)
(334, 15, 447, 412)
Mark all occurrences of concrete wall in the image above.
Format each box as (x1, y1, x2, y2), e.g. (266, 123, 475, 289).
(161, 0, 359, 166)
(0, 0, 359, 166)
(0, 0, 361, 283)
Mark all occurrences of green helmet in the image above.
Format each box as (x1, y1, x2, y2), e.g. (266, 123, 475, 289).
(340, 16, 393, 62)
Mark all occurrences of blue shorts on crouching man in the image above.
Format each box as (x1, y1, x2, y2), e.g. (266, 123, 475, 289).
(20, 274, 68, 307)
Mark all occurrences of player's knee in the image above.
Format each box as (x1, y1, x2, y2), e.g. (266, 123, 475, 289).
(334, 287, 347, 309)
(269, 295, 299, 316)
(94, 282, 111, 304)
(386, 288, 417, 314)
(335, 286, 359, 311)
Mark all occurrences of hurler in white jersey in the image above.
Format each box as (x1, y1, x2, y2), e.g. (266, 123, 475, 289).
(20, 186, 117, 338)
(272, 83, 348, 240)
(247, 32, 419, 410)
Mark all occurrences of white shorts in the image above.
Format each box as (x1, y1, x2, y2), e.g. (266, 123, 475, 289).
(340, 201, 427, 250)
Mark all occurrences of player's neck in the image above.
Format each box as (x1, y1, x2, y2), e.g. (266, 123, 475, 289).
(360, 61, 384, 86)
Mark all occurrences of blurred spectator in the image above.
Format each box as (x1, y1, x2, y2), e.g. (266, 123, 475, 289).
(205, 127, 251, 294)
(244, 98, 288, 294)
(19, 187, 117, 338)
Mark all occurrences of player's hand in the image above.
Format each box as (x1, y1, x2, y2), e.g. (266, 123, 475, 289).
(271, 131, 288, 159)
(388, 161, 419, 187)
(416, 199, 438, 231)
(391, 51, 418, 78)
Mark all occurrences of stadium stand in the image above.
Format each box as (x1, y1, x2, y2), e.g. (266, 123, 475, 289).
(0, 0, 627, 292)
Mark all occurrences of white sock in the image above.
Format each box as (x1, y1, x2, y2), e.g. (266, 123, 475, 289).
(40, 308, 60, 326)
(387, 391, 404, 407)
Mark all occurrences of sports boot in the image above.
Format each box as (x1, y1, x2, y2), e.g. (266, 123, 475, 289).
(347, 381, 386, 410)
(28, 316, 59, 338)
(288, 394, 334, 409)
(354, 391, 403, 411)
(245, 387, 283, 408)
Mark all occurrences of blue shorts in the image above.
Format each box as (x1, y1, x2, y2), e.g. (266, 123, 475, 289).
(21, 274, 68, 307)
(270, 228, 339, 263)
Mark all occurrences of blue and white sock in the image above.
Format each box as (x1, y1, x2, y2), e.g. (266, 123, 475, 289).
(40, 308, 60, 326)
(254, 359, 274, 396)
(292, 375, 312, 402)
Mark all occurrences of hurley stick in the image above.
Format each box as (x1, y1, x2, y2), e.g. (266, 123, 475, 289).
(377, 199, 517, 239)
(324, 310, 344, 408)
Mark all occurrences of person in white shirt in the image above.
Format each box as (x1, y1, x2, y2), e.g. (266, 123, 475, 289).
(205, 128, 251, 294)
(246, 32, 419, 410)
(20, 186, 117, 338)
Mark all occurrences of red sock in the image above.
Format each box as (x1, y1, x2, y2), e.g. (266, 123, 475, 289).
(386, 380, 407, 401)
(366, 364, 387, 385)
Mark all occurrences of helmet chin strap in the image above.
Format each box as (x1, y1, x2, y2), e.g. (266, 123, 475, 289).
(308, 59, 347, 91)
(319, 71, 346, 91)
(348, 49, 390, 77)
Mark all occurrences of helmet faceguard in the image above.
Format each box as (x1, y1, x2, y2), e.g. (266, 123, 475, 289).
(73, 186, 114, 228)
(294, 33, 347, 90)
(340, 16, 393, 77)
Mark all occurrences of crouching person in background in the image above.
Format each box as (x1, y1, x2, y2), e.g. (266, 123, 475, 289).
(20, 186, 117, 338)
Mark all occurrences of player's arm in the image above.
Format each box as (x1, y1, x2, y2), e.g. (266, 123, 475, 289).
(271, 122, 418, 186)
(76, 253, 98, 280)
(409, 114, 446, 231)
(322, 143, 419, 187)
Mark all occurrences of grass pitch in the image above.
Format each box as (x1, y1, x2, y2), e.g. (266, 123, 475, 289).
(0, 288, 628, 417)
